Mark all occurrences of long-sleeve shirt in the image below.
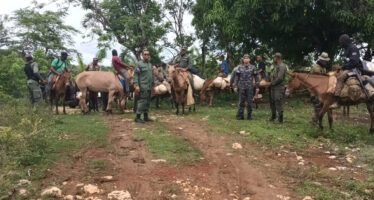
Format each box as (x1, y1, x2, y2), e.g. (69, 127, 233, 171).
(271, 62, 287, 88)
(112, 56, 127, 72)
(234, 65, 259, 90)
(342, 43, 362, 71)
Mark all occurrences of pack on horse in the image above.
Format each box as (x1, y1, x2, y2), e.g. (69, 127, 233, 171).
(76, 70, 133, 114)
(50, 70, 71, 114)
(286, 71, 374, 134)
(151, 65, 173, 108)
(200, 76, 232, 106)
(168, 65, 196, 115)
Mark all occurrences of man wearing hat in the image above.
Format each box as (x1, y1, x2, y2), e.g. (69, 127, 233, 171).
(269, 53, 287, 123)
(311, 52, 330, 74)
(85, 57, 102, 111)
(233, 54, 260, 120)
(45, 52, 69, 99)
(85, 57, 101, 71)
(24, 54, 46, 105)
(310, 52, 330, 122)
(173, 46, 192, 69)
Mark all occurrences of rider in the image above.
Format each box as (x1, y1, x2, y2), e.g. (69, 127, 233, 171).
(112, 49, 132, 95)
(218, 55, 229, 77)
(45, 52, 69, 99)
(331, 34, 363, 108)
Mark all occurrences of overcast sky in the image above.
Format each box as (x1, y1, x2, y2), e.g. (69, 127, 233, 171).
(0, 0, 196, 66)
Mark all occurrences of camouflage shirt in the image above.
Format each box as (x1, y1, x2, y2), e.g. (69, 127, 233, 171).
(85, 63, 101, 71)
(173, 54, 192, 69)
(234, 64, 259, 90)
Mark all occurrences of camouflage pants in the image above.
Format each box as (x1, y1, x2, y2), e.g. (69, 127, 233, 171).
(237, 88, 254, 118)
(270, 86, 285, 115)
(136, 90, 151, 114)
(27, 79, 42, 105)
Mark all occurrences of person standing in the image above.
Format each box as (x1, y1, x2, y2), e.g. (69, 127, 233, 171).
(256, 55, 266, 80)
(45, 52, 69, 99)
(134, 50, 155, 123)
(85, 57, 101, 71)
(85, 57, 101, 111)
(233, 54, 260, 120)
(24, 54, 46, 105)
(218, 55, 229, 77)
(112, 49, 132, 95)
(310, 52, 330, 122)
(230, 58, 243, 87)
(269, 53, 287, 123)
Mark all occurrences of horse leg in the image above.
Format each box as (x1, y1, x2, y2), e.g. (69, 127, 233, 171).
(327, 109, 333, 130)
(156, 97, 160, 108)
(182, 103, 185, 115)
(347, 105, 350, 117)
(55, 96, 59, 115)
(106, 90, 115, 114)
(176, 103, 179, 115)
(209, 91, 214, 106)
(366, 103, 374, 134)
(79, 88, 89, 114)
(63, 95, 66, 114)
(193, 102, 196, 112)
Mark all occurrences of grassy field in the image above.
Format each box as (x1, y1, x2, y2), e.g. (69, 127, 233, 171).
(0, 100, 108, 198)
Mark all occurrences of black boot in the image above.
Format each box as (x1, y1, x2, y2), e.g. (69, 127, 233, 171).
(247, 112, 252, 120)
(236, 115, 244, 120)
(135, 114, 145, 123)
(144, 113, 153, 122)
(278, 112, 283, 124)
(269, 113, 276, 121)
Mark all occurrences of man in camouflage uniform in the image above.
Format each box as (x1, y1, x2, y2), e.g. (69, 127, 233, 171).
(134, 50, 155, 123)
(269, 53, 287, 123)
(310, 52, 330, 122)
(233, 54, 260, 120)
(85, 57, 101, 111)
(24, 54, 46, 105)
(85, 57, 101, 71)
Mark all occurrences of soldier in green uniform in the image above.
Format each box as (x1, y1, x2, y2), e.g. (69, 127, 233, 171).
(134, 50, 155, 123)
(269, 53, 287, 123)
(24, 54, 46, 105)
(310, 52, 330, 122)
(173, 46, 192, 69)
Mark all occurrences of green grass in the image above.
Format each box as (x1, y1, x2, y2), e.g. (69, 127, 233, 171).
(0, 98, 108, 198)
(134, 120, 202, 165)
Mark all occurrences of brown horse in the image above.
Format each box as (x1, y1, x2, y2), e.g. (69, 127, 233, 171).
(168, 65, 190, 115)
(50, 70, 71, 114)
(286, 72, 374, 133)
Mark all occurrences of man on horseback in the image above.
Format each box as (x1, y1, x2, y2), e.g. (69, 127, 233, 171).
(310, 52, 330, 122)
(230, 58, 243, 87)
(134, 50, 155, 123)
(233, 54, 260, 120)
(24, 54, 46, 105)
(112, 49, 132, 95)
(45, 52, 69, 99)
(269, 53, 287, 123)
(331, 34, 363, 108)
(218, 55, 229, 77)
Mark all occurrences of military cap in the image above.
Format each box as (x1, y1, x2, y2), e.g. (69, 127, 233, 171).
(243, 54, 250, 58)
(273, 52, 282, 58)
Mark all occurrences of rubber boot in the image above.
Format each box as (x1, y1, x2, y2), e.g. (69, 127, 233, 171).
(278, 112, 283, 124)
(135, 114, 145, 123)
(247, 112, 252, 120)
(144, 113, 153, 122)
(269, 113, 276, 121)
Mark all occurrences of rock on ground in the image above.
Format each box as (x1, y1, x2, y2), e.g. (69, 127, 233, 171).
(232, 143, 243, 150)
(107, 190, 132, 200)
(41, 186, 62, 197)
(83, 184, 102, 194)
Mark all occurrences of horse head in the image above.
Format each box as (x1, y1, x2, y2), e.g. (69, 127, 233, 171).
(59, 70, 71, 89)
(285, 72, 301, 97)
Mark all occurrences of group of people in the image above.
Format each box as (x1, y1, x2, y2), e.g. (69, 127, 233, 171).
(230, 53, 287, 123)
(24, 33, 371, 125)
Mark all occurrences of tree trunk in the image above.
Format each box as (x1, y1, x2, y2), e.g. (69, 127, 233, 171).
(201, 39, 206, 75)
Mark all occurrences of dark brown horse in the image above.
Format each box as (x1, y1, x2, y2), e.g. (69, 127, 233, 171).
(286, 72, 374, 134)
(50, 70, 71, 114)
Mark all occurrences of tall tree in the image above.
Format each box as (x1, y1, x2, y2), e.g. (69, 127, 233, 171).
(193, 0, 374, 66)
(80, 0, 168, 61)
(12, 5, 78, 56)
(162, 0, 195, 52)
(0, 15, 10, 48)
